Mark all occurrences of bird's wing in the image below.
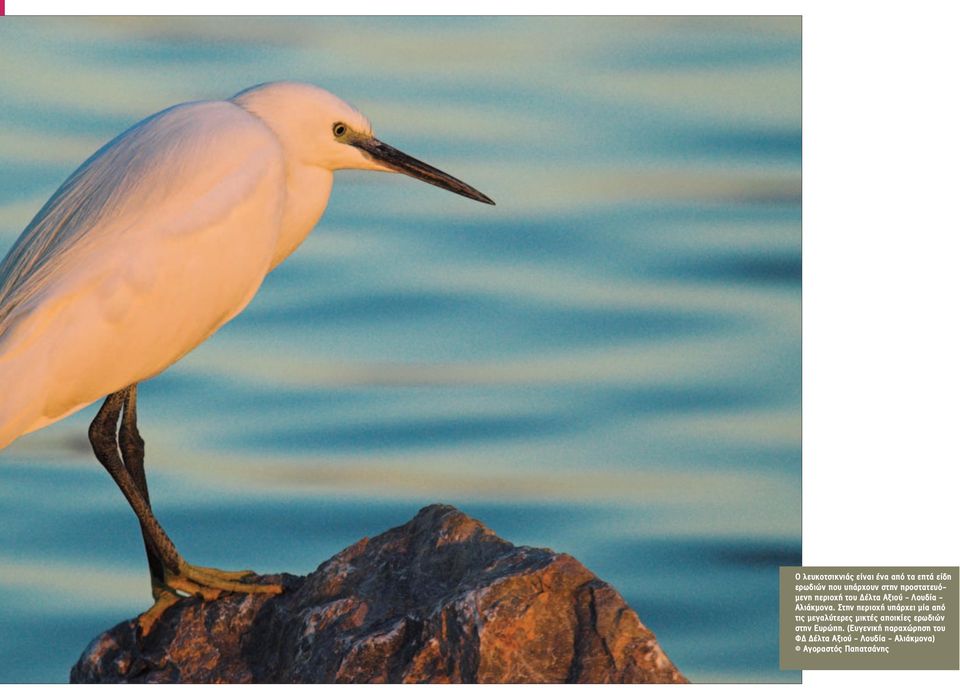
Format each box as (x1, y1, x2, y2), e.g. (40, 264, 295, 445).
(0, 100, 282, 333)
(0, 100, 286, 447)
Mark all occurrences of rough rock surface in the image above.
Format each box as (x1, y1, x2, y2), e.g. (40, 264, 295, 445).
(71, 504, 687, 683)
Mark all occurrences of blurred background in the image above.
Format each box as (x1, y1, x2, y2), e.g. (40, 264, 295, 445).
(0, 16, 800, 683)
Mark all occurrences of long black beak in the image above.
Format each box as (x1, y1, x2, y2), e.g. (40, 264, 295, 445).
(350, 137, 495, 205)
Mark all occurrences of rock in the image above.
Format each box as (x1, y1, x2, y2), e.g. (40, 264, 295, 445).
(71, 504, 687, 683)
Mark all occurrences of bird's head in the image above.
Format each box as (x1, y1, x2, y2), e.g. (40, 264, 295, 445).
(231, 81, 494, 205)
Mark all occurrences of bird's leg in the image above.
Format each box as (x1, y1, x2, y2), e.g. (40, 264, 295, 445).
(116, 385, 166, 594)
(89, 390, 282, 633)
(89, 391, 184, 575)
(115, 385, 182, 634)
(117, 387, 257, 581)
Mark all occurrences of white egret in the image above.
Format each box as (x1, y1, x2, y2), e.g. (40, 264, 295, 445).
(0, 81, 493, 630)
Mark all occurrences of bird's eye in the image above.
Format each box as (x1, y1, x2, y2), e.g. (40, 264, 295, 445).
(333, 123, 347, 137)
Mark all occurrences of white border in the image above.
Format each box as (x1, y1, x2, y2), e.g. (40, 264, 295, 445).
(805, 3, 960, 685)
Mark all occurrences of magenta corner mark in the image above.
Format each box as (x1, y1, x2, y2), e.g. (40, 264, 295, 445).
(1, 1, 5, 17)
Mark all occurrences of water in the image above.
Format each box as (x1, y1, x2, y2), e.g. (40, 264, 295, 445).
(0, 16, 801, 683)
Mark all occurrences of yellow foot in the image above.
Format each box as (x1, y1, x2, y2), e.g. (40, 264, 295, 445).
(177, 562, 283, 595)
(137, 588, 181, 636)
(137, 564, 283, 635)
(185, 563, 257, 582)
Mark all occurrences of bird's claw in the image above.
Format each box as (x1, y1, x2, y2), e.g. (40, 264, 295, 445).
(137, 587, 182, 636)
(176, 562, 283, 595)
(185, 564, 257, 582)
(137, 565, 283, 636)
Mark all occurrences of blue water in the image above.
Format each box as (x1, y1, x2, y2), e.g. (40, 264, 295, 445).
(0, 16, 800, 683)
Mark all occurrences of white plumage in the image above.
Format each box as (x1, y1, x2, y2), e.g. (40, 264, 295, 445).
(0, 101, 286, 445)
(1, 81, 495, 450)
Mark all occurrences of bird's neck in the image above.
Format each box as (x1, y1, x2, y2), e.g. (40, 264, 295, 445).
(270, 164, 333, 270)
